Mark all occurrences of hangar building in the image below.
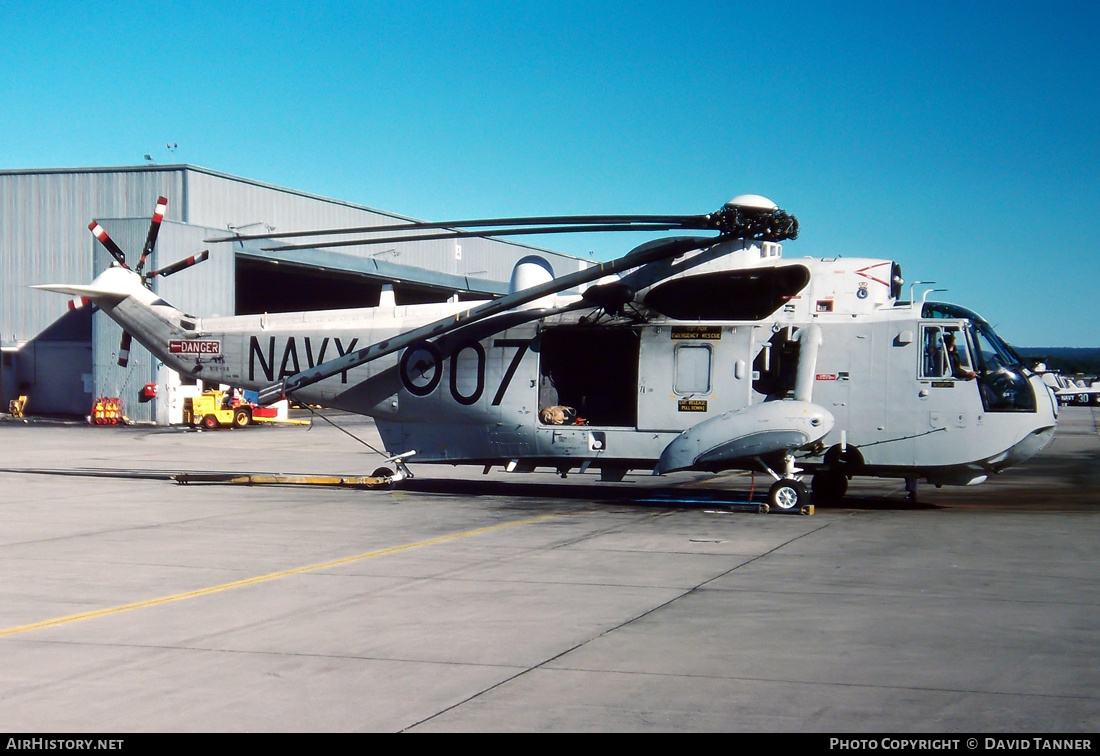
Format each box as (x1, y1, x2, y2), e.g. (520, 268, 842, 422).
(0, 165, 588, 423)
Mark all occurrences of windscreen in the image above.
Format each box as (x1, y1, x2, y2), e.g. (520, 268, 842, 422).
(922, 302, 1035, 412)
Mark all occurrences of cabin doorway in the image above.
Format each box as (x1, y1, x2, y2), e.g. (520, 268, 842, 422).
(537, 327, 640, 427)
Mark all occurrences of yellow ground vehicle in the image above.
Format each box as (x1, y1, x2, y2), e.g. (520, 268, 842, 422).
(9, 395, 28, 418)
(183, 390, 253, 429)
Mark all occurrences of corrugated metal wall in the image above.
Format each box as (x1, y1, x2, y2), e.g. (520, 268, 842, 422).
(183, 168, 583, 283)
(3, 165, 585, 348)
(1, 165, 591, 419)
(1, 168, 185, 347)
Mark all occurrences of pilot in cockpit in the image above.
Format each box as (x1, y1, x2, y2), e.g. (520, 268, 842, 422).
(944, 333, 978, 381)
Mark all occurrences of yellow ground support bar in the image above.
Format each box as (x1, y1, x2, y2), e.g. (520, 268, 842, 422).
(0, 513, 561, 638)
(173, 472, 390, 487)
(250, 416, 312, 426)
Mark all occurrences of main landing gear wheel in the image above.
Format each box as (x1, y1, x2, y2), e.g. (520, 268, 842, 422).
(768, 479, 808, 511)
(371, 466, 396, 490)
(811, 472, 848, 506)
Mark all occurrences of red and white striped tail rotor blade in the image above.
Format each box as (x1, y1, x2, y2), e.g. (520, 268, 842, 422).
(117, 332, 132, 368)
(136, 196, 168, 273)
(67, 296, 92, 311)
(88, 221, 129, 268)
(148, 249, 209, 278)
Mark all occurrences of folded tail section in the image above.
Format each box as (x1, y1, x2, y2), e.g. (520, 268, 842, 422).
(34, 265, 198, 373)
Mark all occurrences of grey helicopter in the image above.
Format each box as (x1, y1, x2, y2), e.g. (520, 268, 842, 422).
(36, 194, 1058, 510)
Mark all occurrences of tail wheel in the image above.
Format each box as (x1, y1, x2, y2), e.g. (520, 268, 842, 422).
(201, 414, 219, 430)
(371, 466, 396, 490)
(768, 479, 807, 511)
(233, 409, 251, 428)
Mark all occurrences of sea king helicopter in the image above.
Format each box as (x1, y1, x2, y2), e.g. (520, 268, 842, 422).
(37, 194, 1057, 509)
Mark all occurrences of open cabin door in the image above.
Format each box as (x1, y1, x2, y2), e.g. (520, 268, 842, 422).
(637, 325, 756, 431)
(537, 326, 640, 427)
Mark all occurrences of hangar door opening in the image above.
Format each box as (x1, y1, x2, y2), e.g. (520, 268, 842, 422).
(234, 258, 455, 315)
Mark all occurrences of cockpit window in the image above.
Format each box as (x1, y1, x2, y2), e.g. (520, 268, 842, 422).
(920, 304, 1036, 412)
(920, 324, 974, 380)
(921, 302, 1024, 366)
(969, 322, 1015, 372)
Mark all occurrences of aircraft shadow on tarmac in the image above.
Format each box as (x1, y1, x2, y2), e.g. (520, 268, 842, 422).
(396, 476, 936, 512)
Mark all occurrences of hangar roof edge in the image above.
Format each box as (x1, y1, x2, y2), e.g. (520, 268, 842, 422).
(0, 164, 420, 225)
(0, 164, 586, 262)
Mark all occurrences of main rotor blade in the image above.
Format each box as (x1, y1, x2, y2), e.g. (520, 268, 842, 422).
(147, 250, 209, 278)
(88, 222, 129, 268)
(257, 235, 715, 404)
(259, 223, 696, 252)
(205, 214, 712, 244)
(136, 196, 168, 274)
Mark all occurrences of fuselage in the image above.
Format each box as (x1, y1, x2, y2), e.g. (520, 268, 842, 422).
(46, 246, 1057, 489)
(107, 277, 1055, 486)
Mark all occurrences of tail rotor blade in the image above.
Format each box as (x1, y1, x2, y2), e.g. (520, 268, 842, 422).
(117, 331, 132, 368)
(88, 221, 129, 268)
(147, 250, 209, 278)
(135, 196, 168, 274)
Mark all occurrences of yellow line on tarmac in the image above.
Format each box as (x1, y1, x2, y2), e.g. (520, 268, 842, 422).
(0, 513, 561, 638)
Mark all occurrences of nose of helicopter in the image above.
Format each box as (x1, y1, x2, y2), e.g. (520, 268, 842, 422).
(983, 376, 1058, 473)
(986, 424, 1056, 473)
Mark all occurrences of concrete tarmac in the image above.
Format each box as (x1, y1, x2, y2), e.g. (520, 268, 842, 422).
(0, 407, 1097, 732)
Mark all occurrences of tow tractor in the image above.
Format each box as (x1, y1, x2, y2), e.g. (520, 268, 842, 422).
(182, 390, 252, 429)
(182, 389, 309, 429)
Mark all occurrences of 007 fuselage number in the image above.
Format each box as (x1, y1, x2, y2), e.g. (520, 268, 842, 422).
(399, 338, 531, 406)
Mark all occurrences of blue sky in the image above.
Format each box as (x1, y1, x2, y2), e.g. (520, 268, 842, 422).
(3, 0, 1098, 346)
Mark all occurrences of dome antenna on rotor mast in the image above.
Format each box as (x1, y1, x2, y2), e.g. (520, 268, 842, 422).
(725, 194, 779, 212)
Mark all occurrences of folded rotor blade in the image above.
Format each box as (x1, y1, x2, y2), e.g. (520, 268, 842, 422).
(257, 236, 713, 404)
(260, 223, 693, 252)
(147, 250, 209, 278)
(205, 214, 710, 244)
(135, 196, 168, 274)
(88, 222, 129, 267)
(210, 203, 797, 248)
(118, 331, 132, 368)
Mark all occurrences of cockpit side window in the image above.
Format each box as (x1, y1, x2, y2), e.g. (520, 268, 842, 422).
(921, 325, 946, 378)
(920, 324, 973, 380)
(920, 304, 1037, 411)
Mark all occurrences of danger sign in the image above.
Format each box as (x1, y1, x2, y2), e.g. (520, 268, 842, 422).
(169, 340, 221, 355)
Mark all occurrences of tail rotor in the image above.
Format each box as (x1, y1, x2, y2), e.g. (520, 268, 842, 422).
(87, 221, 129, 267)
(86, 196, 209, 367)
(135, 195, 168, 274)
(146, 250, 209, 279)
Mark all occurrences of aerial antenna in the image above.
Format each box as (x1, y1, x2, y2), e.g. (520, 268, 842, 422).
(226, 221, 276, 234)
(922, 287, 948, 305)
(908, 281, 934, 308)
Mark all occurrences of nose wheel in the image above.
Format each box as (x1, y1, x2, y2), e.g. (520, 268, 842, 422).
(756, 453, 813, 512)
(768, 478, 808, 510)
